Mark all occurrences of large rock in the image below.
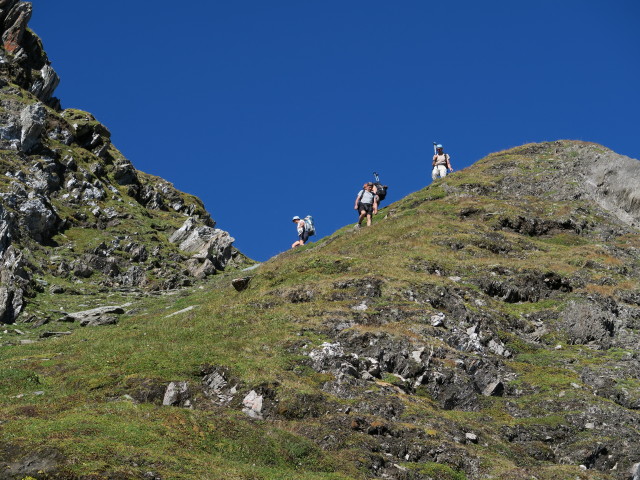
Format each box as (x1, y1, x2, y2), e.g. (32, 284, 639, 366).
(29, 64, 59, 103)
(20, 102, 46, 152)
(17, 195, 59, 242)
(170, 217, 235, 272)
(59, 305, 126, 327)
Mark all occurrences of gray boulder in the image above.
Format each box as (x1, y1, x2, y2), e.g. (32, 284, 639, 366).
(29, 64, 59, 103)
(19, 102, 46, 152)
(163, 381, 190, 407)
(18, 195, 59, 242)
(59, 305, 126, 327)
(170, 217, 235, 273)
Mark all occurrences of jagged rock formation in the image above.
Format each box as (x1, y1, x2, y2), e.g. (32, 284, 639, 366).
(0, 1, 246, 324)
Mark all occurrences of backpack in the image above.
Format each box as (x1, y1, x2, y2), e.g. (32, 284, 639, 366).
(374, 183, 387, 202)
(372, 172, 388, 203)
(304, 215, 315, 236)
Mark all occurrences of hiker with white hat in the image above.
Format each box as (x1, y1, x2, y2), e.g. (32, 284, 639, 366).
(432, 143, 453, 180)
(291, 216, 311, 248)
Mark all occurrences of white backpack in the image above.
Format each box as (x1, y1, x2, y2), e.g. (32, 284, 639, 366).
(304, 215, 315, 236)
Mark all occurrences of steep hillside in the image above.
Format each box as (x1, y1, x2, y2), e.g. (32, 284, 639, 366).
(1, 140, 638, 480)
(0, 1, 249, 326)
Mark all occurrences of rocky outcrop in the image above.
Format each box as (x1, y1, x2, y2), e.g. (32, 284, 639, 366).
(0, 3, 244, 323)
(169, 217, 235, 276)
(0, 1, 60, 106)
(1, 0, 31, 55)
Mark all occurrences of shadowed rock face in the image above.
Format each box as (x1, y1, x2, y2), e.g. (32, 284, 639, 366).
(0, 2, 246, 323)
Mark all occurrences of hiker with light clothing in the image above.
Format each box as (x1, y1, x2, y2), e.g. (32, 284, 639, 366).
(291, 216, 309, 248)
(354, 182, 378, 227)
(432, 144, 453, 180)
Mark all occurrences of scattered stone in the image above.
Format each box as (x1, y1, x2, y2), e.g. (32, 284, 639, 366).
(352, 302, 368, 312)
(482, 380, 504, 397)
(430, 312, 446, 327)
(231, 276, 251, 292)
(163, 381, 190, 407)
(411, 347, 424, 363)
(242, 390, 264, 419)
(465, 432, 478, 444)
(488, 338, 512, 357)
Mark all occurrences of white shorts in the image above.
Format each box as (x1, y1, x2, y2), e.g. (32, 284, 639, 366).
(432, 165, 448, 180)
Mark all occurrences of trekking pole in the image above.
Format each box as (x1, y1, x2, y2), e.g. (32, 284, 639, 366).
(433, 142, 438, 155)
(373, 171, 380, 183)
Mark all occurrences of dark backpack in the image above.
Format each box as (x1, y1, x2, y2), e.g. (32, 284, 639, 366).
(372, 172, 388, 202)
(374, 183, 387, 202)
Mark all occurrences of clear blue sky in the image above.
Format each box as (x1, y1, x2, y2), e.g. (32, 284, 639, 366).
(30, 1, 639, 262)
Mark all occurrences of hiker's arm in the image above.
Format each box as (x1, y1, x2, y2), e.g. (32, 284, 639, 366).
(354, 193, 361, 209)
(373, 196, 379, 214)
(447, 156, 453, 171)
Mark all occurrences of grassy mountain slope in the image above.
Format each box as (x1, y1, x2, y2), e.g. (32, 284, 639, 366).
(1, 141, 638, 480)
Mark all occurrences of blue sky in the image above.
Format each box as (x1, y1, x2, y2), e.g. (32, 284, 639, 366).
(30, 1, 639, 261)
